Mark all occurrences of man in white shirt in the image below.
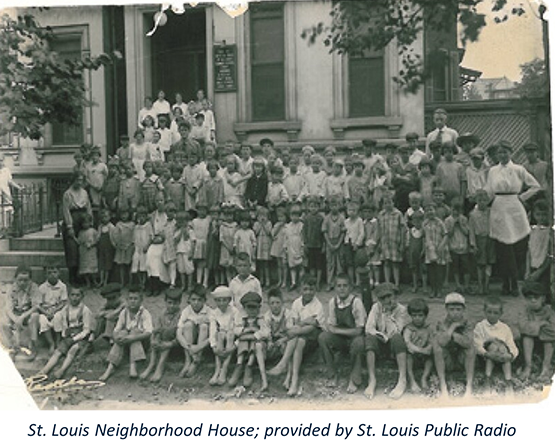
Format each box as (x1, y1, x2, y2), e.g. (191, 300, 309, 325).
(425, 108, 459, 156)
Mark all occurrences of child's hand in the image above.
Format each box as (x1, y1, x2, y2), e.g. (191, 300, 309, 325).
(375, 331, 388, 343)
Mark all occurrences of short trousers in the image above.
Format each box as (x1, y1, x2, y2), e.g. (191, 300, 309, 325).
(440, 342, 471, 371)
(341, 244, 355, 267)
(57, 337, 85, 356)
(450, 253, 469, 274)
(318, 331, 365, 356)
(365, 333, 407, 355)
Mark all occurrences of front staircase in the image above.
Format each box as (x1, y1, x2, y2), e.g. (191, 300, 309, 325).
(0, 226, 67, 282)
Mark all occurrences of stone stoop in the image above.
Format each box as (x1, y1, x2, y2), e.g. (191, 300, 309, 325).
(0, 237, 67, 283)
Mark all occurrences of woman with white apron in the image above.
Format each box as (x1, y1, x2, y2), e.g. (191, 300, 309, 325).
(485, 140, 541, 296)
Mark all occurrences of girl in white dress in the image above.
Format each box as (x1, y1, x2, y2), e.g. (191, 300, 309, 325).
(130, 129, 149, 182)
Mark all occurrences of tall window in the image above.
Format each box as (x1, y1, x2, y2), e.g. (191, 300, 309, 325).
(51, 34, 84, 146)
(348, 50, 385, 117)
(250, 3, 285, 121)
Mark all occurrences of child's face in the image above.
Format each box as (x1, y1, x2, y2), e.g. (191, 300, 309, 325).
(241, 146, 251, 159)
(144, 163, 153, 176)
(329, 201, 339, 214)
(226, 159, 236, 172)
(197, 206, 208, 218)
(172, 169, 182, 180)
(345, 161, 353, 175)
(289, 157, 299, 173)
(347, 205, 358, 218)
(253, 163, 264, 176)
(336, 278, 350, 299)
(281, 150, 290, 165)
(15, 272, 31, 289)
(46, 268, 59, 285)
(277, 212, 286, 223)
(68, 289, 83, 307)
(125, 166, 134, 177)
(301, 284, 316, 303)
(166, 297, 181, 314)
(176, 214, 187, 228)
(127, 293, 142, 311)
(333, 164, 342, 176)
(272, 171, 283, 183)
(433, 192, 444, 205)
(290, 211, 301, 222)
(400, 150, 410, 162)
(167, 208, 176, 221)
(525, 294, 545, 312)
(471, 156, 483, 169)
(74, 153, 83, 163)
(311, 159, 321, 173)
(205, 146, 215, 160)
(262, 143, 272, 156)
(431, 147, 441, 159)
(361, 208, 372, 220)
(155, 195, 166, 211)
(407, 139, 417, 149)
(144, 117, 154, 128)
(446, 304, 465, 323)
(409, 197, 421, 210)
(444, 149, 454, 161)
(476, 194, 488, 210)
(303, 152, 312, 164)
(420, 165, 431, 176)
(189, 294, 205, 313)
(354, 164, 363, 176)
(308, 202, 319, 215)
(364, 145, 374, 157)
(484, 304, 502, 325)
(91, 152, 100, 163)
(379, 294, 396, 312)
(236, 259, 251, 277)
(145, 98, 153, 108)
(269, 296, 283, 315)
(135, 133, 145, 143)
(153, 133, 161, 143)
(215, 297, 231, 312)
(100, 211, 111, 224)
(82, 218, 91, 229)
(240, 219, 250, 229)
(258, 211, 268, 222)
(207, 163, 218, 177)
(179, 127, 190, 139)
(383, 197, 394, 211)
(188, 155, 198, 166)
(411, 312, 427, 328)
(433, 112, 447, 128)
(325, 152, 334, 165)
(526, 149, 538, 162)
(425, 206, 436, 219)
(244, 303, 260, 318)
(452, 206, 461, 217)
(137, 212, 147, 224)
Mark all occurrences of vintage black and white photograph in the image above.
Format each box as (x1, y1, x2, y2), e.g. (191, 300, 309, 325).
(0, 0, 553, 410)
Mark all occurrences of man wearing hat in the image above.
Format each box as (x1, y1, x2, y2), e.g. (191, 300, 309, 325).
(433, 293, 475, 397)
(522, 142, 549, 191)
(425, 108, 459, 156)
(94, 283, 124, 341)
(229, 292, 270, 390)
(465, 147, 488, 213)
(455, 132, 480, 168)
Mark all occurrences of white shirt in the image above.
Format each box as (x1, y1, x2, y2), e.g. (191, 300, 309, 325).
(473, 319, 519, 359)
(152, 99, 171, 116)
(209, 305, 239, 348)
(290, 296, 325, 328)
(409, 149, 427, 166)
(229, 274, 262, 308)
(425, 126, 459, 156)
(138, 107, 158, 128)
(178, 305, 212, 327)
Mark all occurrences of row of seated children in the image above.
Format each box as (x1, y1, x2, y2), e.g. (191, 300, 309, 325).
(8, 262, 554, 398)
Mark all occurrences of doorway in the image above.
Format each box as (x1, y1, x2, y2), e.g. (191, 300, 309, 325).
(148, 8, 207, 103)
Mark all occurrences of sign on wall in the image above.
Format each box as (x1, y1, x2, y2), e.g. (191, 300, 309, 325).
(214, 44, 237, 92)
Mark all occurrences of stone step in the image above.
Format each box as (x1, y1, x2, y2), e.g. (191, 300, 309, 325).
(9, 237, 64, 252)
(0, 251, 66, 268)
(0, 266, 69, 283)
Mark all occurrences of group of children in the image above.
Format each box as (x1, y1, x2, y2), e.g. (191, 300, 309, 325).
(5, 262, 555, 400)
(69, 112, 552, 302)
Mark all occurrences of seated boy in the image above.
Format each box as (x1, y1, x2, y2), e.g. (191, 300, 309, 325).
(176, 285, 211, 378)
(268, 275, 325, 397)
(35, 266, 68, 352)
(4, 265, 41, 359)
(229, 253, 262, 309)
(264, 288, 292, 363)
(433, 293, 475, 398)
(318, 274, 366, 393)
(229, 292, 270, 391)
(38, 287, 93, 379)
(364, 283, 410, 400)
(140, 287, 182, 382)
(99, 292, 153, 381)
(93, 283, 125, 342)
(403, 298, 434, 393)
(209, 286, 239, 386)
(474, 296, 518, 393)
(517, 281, 555, 384)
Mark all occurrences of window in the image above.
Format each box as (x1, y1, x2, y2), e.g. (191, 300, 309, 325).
(348, 50, 385, 117)
(51, 34, 84, 146)
(250, 3, 285, 121)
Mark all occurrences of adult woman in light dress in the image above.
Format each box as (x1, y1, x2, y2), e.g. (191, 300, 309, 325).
(130, 129, 148, 181)
(62, 172, 93, 285)
(485, 140, 541, 296)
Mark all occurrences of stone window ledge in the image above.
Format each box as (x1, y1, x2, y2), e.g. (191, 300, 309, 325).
(330, 116, 404, 139)
(233, 120, 303, 142)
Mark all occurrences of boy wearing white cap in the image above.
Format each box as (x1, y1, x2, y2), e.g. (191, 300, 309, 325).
(433, 293, 475, 398)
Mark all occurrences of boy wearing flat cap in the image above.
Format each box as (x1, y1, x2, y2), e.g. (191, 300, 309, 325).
(433, 293, 475, 398)
(522, 142, 549, 190)
(230, 292, 270, 391)
(455, 132, 480, 168)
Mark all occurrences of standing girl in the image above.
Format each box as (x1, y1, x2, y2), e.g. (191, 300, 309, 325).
(219, 205, 238, 284)
(198, 159, 224, 209)
(270, 207, 288, 288)
(131, 206, 153, 291)
(253, 206, 273, 287)
(191, 204, 211, 287)
(283, 204, 304, 290)
(174, 211, 195, 291)
(97, 208, 115, 288)
(145, 193, 169, 295)
(78, 214, 99, 288)
(233, 211, 257, 272)
(112, 209, 136, 287)
(162, 202, 178, 287)
(223, 155, 245, 207)
(206, 205, 222, 288)
(182, 150, 204, 211)
(140, 161, 164, 214)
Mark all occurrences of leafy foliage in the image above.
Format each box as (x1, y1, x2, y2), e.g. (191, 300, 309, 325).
(514, 57, 549, 100)
(0, 12, 121, 140)
(302, 0, 526, 93)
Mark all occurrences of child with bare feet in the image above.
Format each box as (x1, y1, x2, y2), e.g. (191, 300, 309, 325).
(364, 283, 411, 400)
(176, 285, 211, 378)
(264, 288, 292, 364)
(318, 274, 366, 393)
(229, 292, 270, 391)
(99, 292, 153, 381)
(35, 265, 68, 353)
(140, 287, 182, 382)
(517, 281, 555, 384)
(433, 293, 475, 398)
(403, 298, 434, 393)
(39, 287, 93, 379)
(268, 275, 325, 396)
(208, 286, 238, 385)
(474, 296, 519, 394)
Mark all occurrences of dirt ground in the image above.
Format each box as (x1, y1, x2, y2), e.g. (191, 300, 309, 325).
(0, 279, 553, 410)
